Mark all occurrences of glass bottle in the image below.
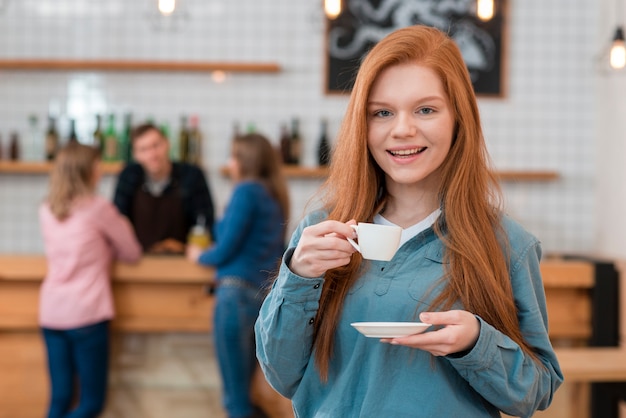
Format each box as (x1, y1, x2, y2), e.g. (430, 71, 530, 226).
(188, 115, 202, 166)
(178, 115, 190, 163)
(317, 118, 331, 166)
(27, 115, 40, 161)
(279, 123, 291, 165)
(187, 214, 211, 249)
(67, 119, 79, 144)
(9, 132, 20, 160)
(45, 116, 59, 161)
(160, 122, 175, 160)
(289, 117, 302, 165)
(93, 114, 105, 157)
(103, 114, 118, 162)
(120, 113, 132, 163)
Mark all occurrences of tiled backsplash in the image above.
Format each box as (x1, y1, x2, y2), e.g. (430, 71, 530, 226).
(0, 0, 598, 254)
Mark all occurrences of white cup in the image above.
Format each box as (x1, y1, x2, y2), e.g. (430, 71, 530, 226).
(347, 223, 402, 261)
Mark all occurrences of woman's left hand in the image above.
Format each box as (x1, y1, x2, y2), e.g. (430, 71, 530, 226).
(381, 310, 480, 357)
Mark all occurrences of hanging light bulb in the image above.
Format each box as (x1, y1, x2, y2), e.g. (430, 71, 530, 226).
(610, 26, 626, 69)
(158, 0, 176, 16)
(324, 0, 342, 20)
(476, 0, 494, 21)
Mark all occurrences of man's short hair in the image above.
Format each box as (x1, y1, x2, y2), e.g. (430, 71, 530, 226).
(131, 122, 166, 145)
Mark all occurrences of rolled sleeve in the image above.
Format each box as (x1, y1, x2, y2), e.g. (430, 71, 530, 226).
(255, 246, 325, 398)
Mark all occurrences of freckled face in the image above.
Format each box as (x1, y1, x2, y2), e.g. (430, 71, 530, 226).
(367, 63, 455, 194)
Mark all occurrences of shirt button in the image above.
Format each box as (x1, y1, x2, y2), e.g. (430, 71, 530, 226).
(309, 318, 315, 325)
(313, 283, 320, 289)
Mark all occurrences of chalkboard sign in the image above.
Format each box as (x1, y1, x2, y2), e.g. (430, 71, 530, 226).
(325, 0, 506, 96)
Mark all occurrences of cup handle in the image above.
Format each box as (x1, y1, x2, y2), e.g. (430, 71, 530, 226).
(346, 225, 360, 252)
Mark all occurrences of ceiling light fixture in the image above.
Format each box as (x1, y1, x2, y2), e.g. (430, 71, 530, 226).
(610, 26, 626, 69)
(158, 0, 175, 16)
(324, 0, 341, 20)
(476, 0, 494, 22)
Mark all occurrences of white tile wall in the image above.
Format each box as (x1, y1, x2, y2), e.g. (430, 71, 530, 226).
(0, 0, 601, 255)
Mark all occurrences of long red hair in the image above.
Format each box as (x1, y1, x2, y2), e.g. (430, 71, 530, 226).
(314, 25, 535, 380)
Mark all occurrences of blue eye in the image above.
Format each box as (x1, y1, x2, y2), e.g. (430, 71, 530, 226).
(418, 107, 434, 115)
(373, 109, 392, 117)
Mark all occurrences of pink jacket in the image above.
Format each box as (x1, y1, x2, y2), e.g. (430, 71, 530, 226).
(39, 195, 142, 329)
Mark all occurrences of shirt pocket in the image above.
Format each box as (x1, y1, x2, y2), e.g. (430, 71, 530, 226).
(408, 248, 447, 303)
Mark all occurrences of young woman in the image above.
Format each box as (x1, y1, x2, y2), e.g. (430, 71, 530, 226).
(39, 143, 142, 418)
(187, 133, 290, 418)
(255, 26, 563, 417)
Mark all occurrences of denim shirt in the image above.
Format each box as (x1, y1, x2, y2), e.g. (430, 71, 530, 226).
(255, 212, 563, 418)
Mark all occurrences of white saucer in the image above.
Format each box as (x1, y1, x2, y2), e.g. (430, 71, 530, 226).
(351, 322, 432, 338)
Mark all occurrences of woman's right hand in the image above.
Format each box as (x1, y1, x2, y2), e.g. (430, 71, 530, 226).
(289, 220, 358, 278)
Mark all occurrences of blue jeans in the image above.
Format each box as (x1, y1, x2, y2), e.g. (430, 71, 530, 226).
(214, 281, 264, 418)
(42, 321, 110, 418)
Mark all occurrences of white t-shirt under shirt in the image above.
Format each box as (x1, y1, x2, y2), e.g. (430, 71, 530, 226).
(373, 208, 442, 248)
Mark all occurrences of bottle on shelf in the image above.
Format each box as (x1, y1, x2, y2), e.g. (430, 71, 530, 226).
(178, 115, 190, 163)
(317, 118, 331, 166)
(119, 113, 133, 163)
(279, 123, 291, 165)
(160, 122, 175, 161)
(9, 132, 20, 161)
(289, 117, 302, 165)
(103, 114, 118, 162)
(93, 114, 105, 156)
(45, 116, 59, 161)
(26, 115, 40, 161)
(187, 214, 211, 249)
(188, 115, 203, 166)
(67, 119, 79, 144)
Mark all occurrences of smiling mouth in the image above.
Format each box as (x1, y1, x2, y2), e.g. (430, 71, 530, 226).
(388, 147, 426, 157)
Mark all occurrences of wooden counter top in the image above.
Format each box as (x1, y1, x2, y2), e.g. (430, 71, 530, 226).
(0, 255, 216, 333)
(0, 255, 595, 338)
(0, 254, 214, 283)
(0, 255, 585, 286)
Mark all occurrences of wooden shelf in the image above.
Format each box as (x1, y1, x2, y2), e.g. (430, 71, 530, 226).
(0, 161, 123, 175)
(0, 59, 281, 73)
(496, 170, 560, 182)
(219, 165, 328, 179)
(221, 165, 559, 181)
(0, 161, 559, 182)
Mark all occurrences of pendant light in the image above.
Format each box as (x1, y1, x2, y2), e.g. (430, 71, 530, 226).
(324, 0, 341, 20)
(158, 0, 176, 16)
(476, 0, 494, 22)
(610, 27, 626, 69)
(610, 0, 626, 69)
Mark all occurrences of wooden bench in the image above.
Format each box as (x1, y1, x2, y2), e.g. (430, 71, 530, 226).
(542, 258, 626, 418)
(555, 348, 626, 382)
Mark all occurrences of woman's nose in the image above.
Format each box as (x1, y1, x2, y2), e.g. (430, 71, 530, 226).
(392, 113, 417, 138)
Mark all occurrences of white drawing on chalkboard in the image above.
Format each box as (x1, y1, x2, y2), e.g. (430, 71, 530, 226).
(328, 0, 496, 83)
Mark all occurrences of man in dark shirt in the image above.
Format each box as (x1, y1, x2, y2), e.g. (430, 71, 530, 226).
(113, 123, 215, 254)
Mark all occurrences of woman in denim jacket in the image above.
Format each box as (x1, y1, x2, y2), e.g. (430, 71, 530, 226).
(255, 26, 562, 418)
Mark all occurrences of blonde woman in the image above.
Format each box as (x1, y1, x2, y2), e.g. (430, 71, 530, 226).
(39, 143, 141, 418)
(255, 26, 562, 417)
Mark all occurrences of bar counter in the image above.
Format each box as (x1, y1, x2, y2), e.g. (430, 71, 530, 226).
(0, 255, 600, 418)
(0, 255, 593, 337)
(0, 255, 216, 332)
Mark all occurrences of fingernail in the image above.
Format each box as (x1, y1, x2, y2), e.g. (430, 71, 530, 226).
(420, 313, 430, 321)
